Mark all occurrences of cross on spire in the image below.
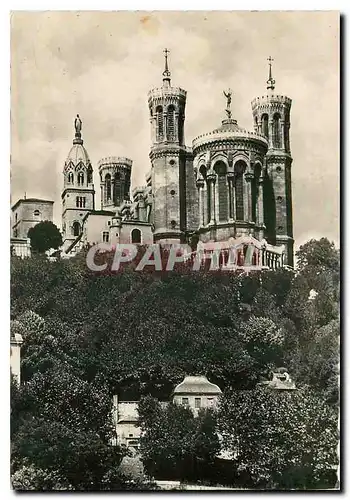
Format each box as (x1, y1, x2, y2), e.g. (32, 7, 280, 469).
(267, 56, 276, 91)
(162, 47, 171, 83)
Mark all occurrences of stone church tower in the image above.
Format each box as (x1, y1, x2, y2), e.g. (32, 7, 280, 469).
(148, 49, 196, 243)
(62, 115, 95, 251)
(251, 59, 294, 266)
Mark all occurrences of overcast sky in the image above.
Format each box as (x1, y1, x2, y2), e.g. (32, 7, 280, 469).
(11, 11, 339, 250)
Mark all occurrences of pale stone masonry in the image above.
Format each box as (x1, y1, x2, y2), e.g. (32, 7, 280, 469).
(61, 51, 294, 267)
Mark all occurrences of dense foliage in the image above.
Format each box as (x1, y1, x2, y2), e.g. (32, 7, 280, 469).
(10, 238, 340, 489)
(217, 388, 338, 489)
(138, 396, 220, 481)
(27, 220, 63, 254)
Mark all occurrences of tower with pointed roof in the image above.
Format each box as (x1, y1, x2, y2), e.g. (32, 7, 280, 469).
(148, 49, 196, 243)
(62, 115, 95, 251)
(251, 58, 294, 266)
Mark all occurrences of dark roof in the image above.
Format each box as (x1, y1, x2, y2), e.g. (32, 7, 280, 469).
(82, 210, 115, 222)
(89, 210, 115, 216)
(12, 198, 54, 211)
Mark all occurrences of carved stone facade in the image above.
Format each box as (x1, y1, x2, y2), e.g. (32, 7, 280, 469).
(62, 53, 294, 267)
(99, 157, 132, 212)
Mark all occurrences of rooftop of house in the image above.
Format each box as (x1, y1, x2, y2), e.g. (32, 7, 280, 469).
(173, 375, 222, 395)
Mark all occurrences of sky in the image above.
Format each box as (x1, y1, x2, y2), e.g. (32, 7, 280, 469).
(10, 11, 339, 250)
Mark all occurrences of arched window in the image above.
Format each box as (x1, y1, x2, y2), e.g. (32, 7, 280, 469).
(254, 116, 258, 132)
(214, 161, 228, 221)
(114, 172, 122, 206)
(68, 172, 74, 184)
(77, 172, 84, 185)
(234, 161, 246, 221)
(76, 196, 80, 208)
(33, 209, 40, 217)
(105, 174, 111, 201)
(261, 114, 269, 139)
(167, 105, 176, 141)
(272, 113, 281, 148)
(72, 221, 81, 236)
(156, 106, 163, 141)
(131, 228, 141, 244)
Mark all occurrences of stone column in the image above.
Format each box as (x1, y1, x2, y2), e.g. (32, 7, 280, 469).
(214, 174, 220, 222)
(227, 173, 235, 220)
(245, 172, 254, 222)
(280, 121, 285, 150)
(111, 177, 115, 206)
(269, 120, 273, 147)
(175, 112, 179, 142)
(207, 173, 216, 224)
(100, 184, 104, 210)
(163, 111, 167, 141)
(257, 176, 264, 240)
(203, 182, 208, 225)
(196, 179, 205, 227)
(285, 123, 290, 152)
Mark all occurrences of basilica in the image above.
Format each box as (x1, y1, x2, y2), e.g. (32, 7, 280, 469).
(61, 52, 294, 268)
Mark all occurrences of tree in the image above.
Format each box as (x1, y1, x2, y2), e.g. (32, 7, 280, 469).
(217, 388, 338, 489)
(27, 221, 63, 254)
(138, 396, 220, 482)
(11, 363, 128, 490)
(287, 320, 339, 404)
(296, 238, 339, 275)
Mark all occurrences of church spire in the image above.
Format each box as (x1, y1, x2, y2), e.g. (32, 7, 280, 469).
(73, 114, 83, 145)
(162, 48, 171, 87)
(267, 56, 276, 92)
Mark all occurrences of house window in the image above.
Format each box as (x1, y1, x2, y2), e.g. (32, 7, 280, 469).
(195, 398, 201, 408)
(102, 231, 109, 243)
(13, 229, 18, 238)
(207, 397, 214, 407)
(129, 434, 133, 438)
(15, 213, 18, 222)
(68, 172, 74, 184)
(76, 197, 86, 208)
(33, 210, 40, 217)
(182, 397, 189, 407)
